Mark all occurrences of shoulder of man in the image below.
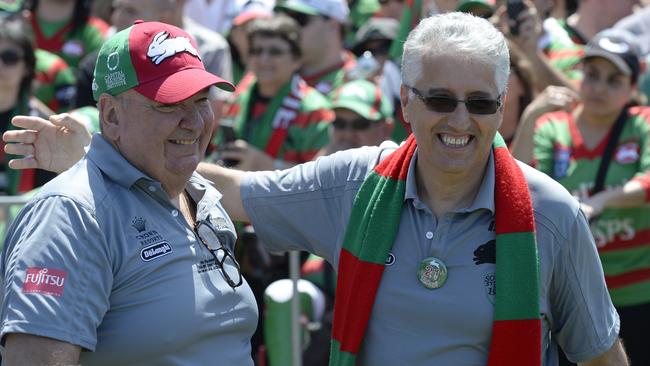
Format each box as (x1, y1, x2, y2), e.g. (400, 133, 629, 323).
(518, 161, 581, 234)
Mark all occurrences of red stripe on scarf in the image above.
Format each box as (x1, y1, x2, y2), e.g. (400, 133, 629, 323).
(332, 248, 385, 353)
(374, 135, 417, 180)
(494, 147, 535, 234)
(487, 319, 542, 366)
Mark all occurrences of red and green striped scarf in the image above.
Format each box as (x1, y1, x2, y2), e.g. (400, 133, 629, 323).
(330, 133, 541, 366)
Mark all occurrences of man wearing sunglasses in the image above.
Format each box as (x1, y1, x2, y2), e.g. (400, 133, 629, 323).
(201, 12, 626, 366)
(0, 21, 260, 366)
(2, 13, 628, 366)
(274, 0, 356, 98)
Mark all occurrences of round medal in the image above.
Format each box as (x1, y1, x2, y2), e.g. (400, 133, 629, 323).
(417, 257, 448, 289)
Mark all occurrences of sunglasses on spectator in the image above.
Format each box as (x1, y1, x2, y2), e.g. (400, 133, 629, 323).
(249, 46, 291, 57)
(406, 86, 502, 115)
(378, 0, 404, 4)
(332, 117, 373, 130)
(0, 49, 22, 66)
(281, 9, 326, 27)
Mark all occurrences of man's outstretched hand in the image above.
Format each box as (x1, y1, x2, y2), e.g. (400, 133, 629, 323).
(3, 113, 91, 174)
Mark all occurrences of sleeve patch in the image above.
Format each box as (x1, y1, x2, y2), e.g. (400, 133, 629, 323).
(22, 267, 67, 297)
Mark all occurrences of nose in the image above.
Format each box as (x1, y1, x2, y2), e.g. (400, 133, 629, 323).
(446, 102, 471, 131)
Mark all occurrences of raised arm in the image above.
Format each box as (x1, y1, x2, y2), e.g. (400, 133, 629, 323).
(3, 333, 81, 366)
(3, 113, 91, 173)
(197, 162, 249, 222)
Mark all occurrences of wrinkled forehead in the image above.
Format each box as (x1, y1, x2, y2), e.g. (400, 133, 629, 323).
(419, 52, 501, 95)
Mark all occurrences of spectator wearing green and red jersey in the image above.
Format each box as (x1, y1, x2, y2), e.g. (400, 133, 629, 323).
(28, 0, 109, 69)
(215, 14, 333, 171)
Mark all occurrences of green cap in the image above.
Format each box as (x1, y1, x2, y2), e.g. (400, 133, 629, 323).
(457, 0, 496, 15)
(331, 80, 392, 121)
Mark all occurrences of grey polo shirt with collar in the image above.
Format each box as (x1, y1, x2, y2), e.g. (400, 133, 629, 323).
(0, 134, 257, 365)
(241, 145, 619, 365)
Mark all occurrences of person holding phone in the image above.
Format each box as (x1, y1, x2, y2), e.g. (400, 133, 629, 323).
(214, 14, 333, 171)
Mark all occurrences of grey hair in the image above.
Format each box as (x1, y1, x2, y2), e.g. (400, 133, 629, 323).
(401, 12, 510, 95)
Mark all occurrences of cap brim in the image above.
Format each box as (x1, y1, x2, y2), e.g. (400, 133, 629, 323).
(233, 11, 272, 27)
(134, 68, 235, 104)
(332, 102, 380, 121)
(457, 2, 494, 13)
(583, 50, 631, 75)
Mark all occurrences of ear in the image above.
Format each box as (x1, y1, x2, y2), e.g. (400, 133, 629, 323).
(399, 84, 412, 125)
(98, 94, 122, 142)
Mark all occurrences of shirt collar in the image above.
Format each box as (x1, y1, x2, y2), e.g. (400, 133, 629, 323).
(403, 148, 495, 214)
(86, 134, 220, 207)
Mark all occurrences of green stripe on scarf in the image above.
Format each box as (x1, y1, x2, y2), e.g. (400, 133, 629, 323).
(329, 133, 541, 366)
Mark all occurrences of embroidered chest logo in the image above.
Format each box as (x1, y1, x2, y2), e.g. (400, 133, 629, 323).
(614, 142, 639, 164)
(131, 216, 174, 261)
(553, 143, 571, 179)
(141, 242, 173, 261)
(22, 267, 67, 297)
(147, 31, 200, 65)
(473, 239, 496, 265)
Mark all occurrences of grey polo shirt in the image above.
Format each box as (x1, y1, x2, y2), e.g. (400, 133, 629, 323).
(0, 134, 257, 365)
(241, 145, 619, 365)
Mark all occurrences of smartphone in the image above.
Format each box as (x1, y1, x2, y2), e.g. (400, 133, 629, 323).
(507, 0, 527, 36)
(218, 119, 239, 167)
(220, 124, 237, 144)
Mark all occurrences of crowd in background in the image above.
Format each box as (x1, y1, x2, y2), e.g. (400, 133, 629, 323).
(0, 0, 649, 365)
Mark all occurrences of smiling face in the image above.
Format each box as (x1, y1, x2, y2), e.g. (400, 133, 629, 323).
(248, 34, 301, 90)
(400, 53, 502, 177)
(106, 88, 214, 194)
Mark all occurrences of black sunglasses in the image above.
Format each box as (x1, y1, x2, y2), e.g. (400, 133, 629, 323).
(406, 86, 502, 115)
(249, 46, 290, 57)
(195, 216, 243, 289)
(378, 0, 404, 4)
(356, 42, 391, 57)
(332, 117, 373, 131)
(0, 49, 22, 66)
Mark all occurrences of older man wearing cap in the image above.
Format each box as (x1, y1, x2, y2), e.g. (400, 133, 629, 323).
(275, 0, 355, 97)
(0, 21, 259, 365)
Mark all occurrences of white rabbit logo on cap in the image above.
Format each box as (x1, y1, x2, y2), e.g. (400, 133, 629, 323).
(147, 31, 201, 65)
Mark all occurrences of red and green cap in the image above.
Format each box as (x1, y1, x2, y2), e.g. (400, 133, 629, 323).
(331, 79, 392, 121)
(92, 20, 235, 104)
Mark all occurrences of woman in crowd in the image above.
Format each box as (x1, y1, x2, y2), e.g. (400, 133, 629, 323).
(0, 16, 54, 196)
(28, 0, 108, 69)
(528, 28, 650, 366)
(215, 14, 333, 171)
